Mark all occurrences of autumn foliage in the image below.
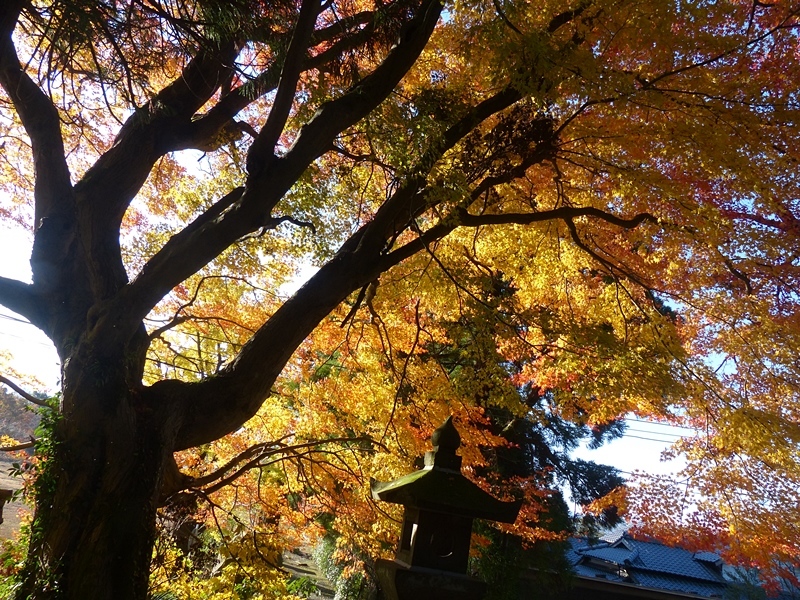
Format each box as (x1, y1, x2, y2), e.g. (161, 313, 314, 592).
(0, 0, 799, 597)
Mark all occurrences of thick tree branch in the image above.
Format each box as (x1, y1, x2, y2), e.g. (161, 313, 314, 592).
(0, 439, 36, 452)
(547, 1, 591, 34)
(165, 250, 378, 450)
(457, 206, 657, 229)
(384, 207, 657, 270)
(259, 0, 444, 184)
(163, 86, 539, 449)
(311, 10, 374, 43)
(164, 187, 246, 244)
(342, 87, 525, 258)
(73, 6, 440, 311)
(247, 0, 322, 174)
(0, 375, 49, 407)
(0, 276, 45, 329)
(166, 11, 379, 153)
(106, 0, 445, 351)
(68, 44, 240, 304)
(74, 41, 239, 220)
(0, 1, 73, 227)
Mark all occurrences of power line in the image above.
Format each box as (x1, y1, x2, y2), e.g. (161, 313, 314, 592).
(625, 427, 684, 440)
(0, 331, 54, 347)
(627, 417, 698, 432)
(0, 313, 32, 325)
(616, 469, 689, 482)
(619, 433, 680, 444)
(0, 313, 51, 347)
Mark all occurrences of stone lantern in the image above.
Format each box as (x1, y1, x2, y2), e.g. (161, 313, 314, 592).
(371, 417, 521, 600)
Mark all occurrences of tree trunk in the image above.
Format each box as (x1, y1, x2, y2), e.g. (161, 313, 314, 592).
(16, 349, 179, 600)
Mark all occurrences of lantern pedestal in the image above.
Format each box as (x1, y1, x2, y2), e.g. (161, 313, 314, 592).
(376, 558, 487, 600)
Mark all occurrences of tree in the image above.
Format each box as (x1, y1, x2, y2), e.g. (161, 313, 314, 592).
(1, 0, 800, 597)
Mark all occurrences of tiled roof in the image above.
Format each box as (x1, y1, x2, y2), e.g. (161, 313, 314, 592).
(630, 538, 724, 582)
(694, 551, 724, 565)
(572, 561, 628, 582)
(581, 546, 641, 566)
(632, 571, 727, 597)
(568, 534, 728, 598)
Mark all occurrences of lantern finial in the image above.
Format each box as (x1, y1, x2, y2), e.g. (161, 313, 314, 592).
(425, 416, 462, 470)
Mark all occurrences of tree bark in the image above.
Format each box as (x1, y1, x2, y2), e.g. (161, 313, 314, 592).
(17, 344, 181, 600)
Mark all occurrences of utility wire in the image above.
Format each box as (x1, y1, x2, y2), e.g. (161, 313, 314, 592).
(627, 417, 698, 431)
(625, 427, 685, 440)
(0, 329, 53, 347)
(0, 313, 31, 324)
(618, 433, 681, 444)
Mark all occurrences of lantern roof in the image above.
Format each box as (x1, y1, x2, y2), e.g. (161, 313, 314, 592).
(370, 417, 521, 523)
